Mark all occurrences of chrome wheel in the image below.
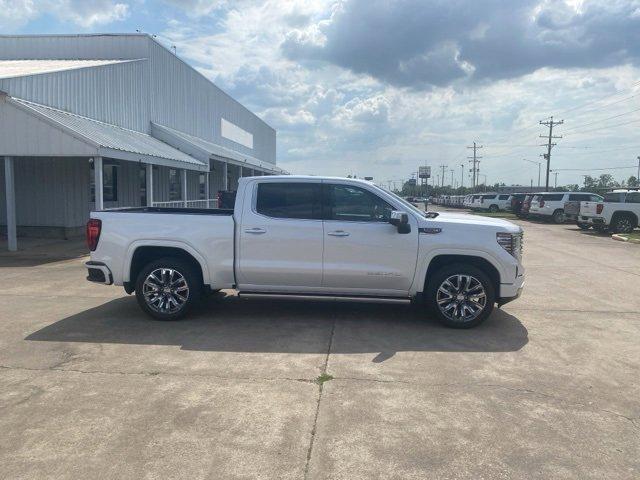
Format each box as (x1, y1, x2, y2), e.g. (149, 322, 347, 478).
(436, 274, 487, 323)
(142, 268, 190, 314)
(615, 217, 633, 233)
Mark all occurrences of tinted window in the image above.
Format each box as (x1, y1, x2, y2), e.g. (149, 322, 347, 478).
(568, 194, 588, 201)
(499, 195, 510, 200)
(626, 192, 640, 203)
(590, 195, 603, 202)
(483, 194, 497, 200)
(326, 184, 394, 222)
(541, 194, 564, 201)
(604, 192, 625, 203)
(256, 182, 322, 219)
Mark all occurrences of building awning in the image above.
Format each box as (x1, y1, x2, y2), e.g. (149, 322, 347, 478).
(151, 122, 287, 174)
(0, 94, 208, 171)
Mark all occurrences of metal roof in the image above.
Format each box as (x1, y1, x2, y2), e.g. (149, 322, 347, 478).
(151, 122, 287, 174)
(0, 59, 139, 79)
(8, 96, 208, 171)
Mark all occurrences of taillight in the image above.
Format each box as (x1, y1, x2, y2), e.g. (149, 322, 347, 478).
(86, 219, 102, 251)
(539, 199, 545, 207)
(596, 203, 603, 214)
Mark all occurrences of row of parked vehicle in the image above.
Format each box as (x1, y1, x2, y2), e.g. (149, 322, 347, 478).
(432, 189, 640, 233)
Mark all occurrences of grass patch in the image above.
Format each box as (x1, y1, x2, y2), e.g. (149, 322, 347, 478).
(315, 373, 334, 385)
(618, 231, 640, 243)
(468, 211, 518, 220)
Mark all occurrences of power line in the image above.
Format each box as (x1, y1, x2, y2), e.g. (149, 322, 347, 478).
(563, 107, 640, 133)
(564, 117, 640, 136)
(554, 80, 640, 117)
(550, 166, 638, 172)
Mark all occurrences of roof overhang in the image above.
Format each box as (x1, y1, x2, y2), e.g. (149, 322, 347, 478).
(0, 95, 208, 172)
(151, 122, 287, 174)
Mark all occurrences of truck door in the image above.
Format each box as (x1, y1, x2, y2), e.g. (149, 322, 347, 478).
(321, 182, 419, 295)
(237, 180, 324, 289)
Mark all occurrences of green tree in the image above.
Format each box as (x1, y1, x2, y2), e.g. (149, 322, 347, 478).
(628, 175, 639, 188)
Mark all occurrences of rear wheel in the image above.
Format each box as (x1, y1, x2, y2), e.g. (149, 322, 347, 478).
(426, 264, 495, 329)
(488, 204, 499, 213)
(611, 214, 637, 234)
(135, 257, 202, 320)
(552, 209, 565, 224)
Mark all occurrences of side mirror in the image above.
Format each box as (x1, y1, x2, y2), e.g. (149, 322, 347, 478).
(389, 211, 411, 234)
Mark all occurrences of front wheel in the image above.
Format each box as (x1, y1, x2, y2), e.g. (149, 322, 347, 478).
(426, 264, 495, 328)
(135, 257, 202, 320)
(488, 204, 499, 213)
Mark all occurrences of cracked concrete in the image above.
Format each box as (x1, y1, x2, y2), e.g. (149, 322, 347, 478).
(0, 209, 639, 479)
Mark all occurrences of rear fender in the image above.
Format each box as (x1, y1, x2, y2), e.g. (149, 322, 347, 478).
(122, 240, 211, 285)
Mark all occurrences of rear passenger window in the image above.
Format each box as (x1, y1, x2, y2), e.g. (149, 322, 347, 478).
(256, 183, 322, 219)
(626, 192, 640, 203)
(569, 194, 587, 201)
(499, 195, 510, 200)
(543, 194, 564, 201)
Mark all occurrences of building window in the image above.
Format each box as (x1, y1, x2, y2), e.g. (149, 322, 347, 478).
(90, 162, 118, 202)
(169, 169, 181, 201)
(199, 173, 206, 199)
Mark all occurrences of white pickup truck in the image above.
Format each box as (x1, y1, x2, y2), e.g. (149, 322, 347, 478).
(579, 189, 640, 233)
(85, 176, 525, 328)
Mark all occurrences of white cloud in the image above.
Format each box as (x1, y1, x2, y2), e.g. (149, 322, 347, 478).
(0, 0, 130, 29)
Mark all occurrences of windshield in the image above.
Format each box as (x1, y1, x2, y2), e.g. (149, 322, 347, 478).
(378, 187, 430, 218)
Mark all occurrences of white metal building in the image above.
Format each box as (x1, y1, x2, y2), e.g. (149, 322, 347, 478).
(0, 34, 284, 250)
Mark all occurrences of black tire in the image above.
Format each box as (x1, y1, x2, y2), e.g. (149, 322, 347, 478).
(552, 209, 565, 224)
(576, 222, 591, 230)
(611, 214, 637, 234)
(425, 264, 496, 329)
(593, 225, 609, 234)
(135, 257, 202, 321)
(488, 204, 499, 213)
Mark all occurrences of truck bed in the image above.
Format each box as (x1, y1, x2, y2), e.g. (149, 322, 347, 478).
(102, 207, 234, 215)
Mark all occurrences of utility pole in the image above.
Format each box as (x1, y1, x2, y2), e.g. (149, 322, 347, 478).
(467, 142, 482, 190)
(636, 156, 640, 181)
(554, 171, 559, 189)
(460, 164, 464, 188)
(540, 116, 563, 191)
(439, 164, 447, 188)
(450, 169, 454, 188)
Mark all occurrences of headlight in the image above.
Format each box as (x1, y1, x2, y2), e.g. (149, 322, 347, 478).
(497, 231, 523, 260)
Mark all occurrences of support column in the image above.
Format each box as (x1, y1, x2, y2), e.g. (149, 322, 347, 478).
(239, 166, 244, 178)
(94, 156, 104, 211)
(4, 157, 17, 252)
(223, 162, 229, 191)
(182, 169, 188, 207)
(205, 171, 210, 206)
(146, 163, 153, 207)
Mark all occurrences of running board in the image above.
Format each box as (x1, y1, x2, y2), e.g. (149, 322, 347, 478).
(239, 292, 411, 304)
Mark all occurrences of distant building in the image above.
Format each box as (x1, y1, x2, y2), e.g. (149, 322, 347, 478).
(0, 33, 284, 250)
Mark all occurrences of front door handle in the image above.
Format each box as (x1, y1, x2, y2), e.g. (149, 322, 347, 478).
(245, 227, 266, 234)
(327, 230, 350, 237)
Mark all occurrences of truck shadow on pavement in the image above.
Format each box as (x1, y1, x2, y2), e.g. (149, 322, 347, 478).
(26, 293, 528, 360)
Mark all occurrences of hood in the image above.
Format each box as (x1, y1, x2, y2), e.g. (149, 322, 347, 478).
(420, 212, 521, 233)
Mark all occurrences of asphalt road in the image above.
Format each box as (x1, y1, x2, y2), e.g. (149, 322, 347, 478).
(1, 209, 639, 479)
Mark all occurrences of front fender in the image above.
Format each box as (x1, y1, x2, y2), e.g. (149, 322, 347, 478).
(409, 247, 507, 296)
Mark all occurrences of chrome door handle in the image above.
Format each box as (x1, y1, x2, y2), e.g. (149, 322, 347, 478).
(245, 227, 266, 234)
(327, 230, 350, 237)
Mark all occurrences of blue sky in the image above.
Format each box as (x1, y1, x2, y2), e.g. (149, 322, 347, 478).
(3, 0, 640, 188)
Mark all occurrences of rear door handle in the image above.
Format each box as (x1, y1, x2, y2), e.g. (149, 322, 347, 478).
(327, 230, 350, 237)
(245, 227, 266, 234)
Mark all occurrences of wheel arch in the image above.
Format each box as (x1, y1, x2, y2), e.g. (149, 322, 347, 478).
(413, 250, 503, 298)
(123, 242, 209, 293)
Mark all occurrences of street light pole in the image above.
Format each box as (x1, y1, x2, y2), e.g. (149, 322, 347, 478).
(523, 158, 542, 188)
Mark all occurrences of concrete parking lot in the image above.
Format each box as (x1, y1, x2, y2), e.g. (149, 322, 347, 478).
(1, 211, 639, 480)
